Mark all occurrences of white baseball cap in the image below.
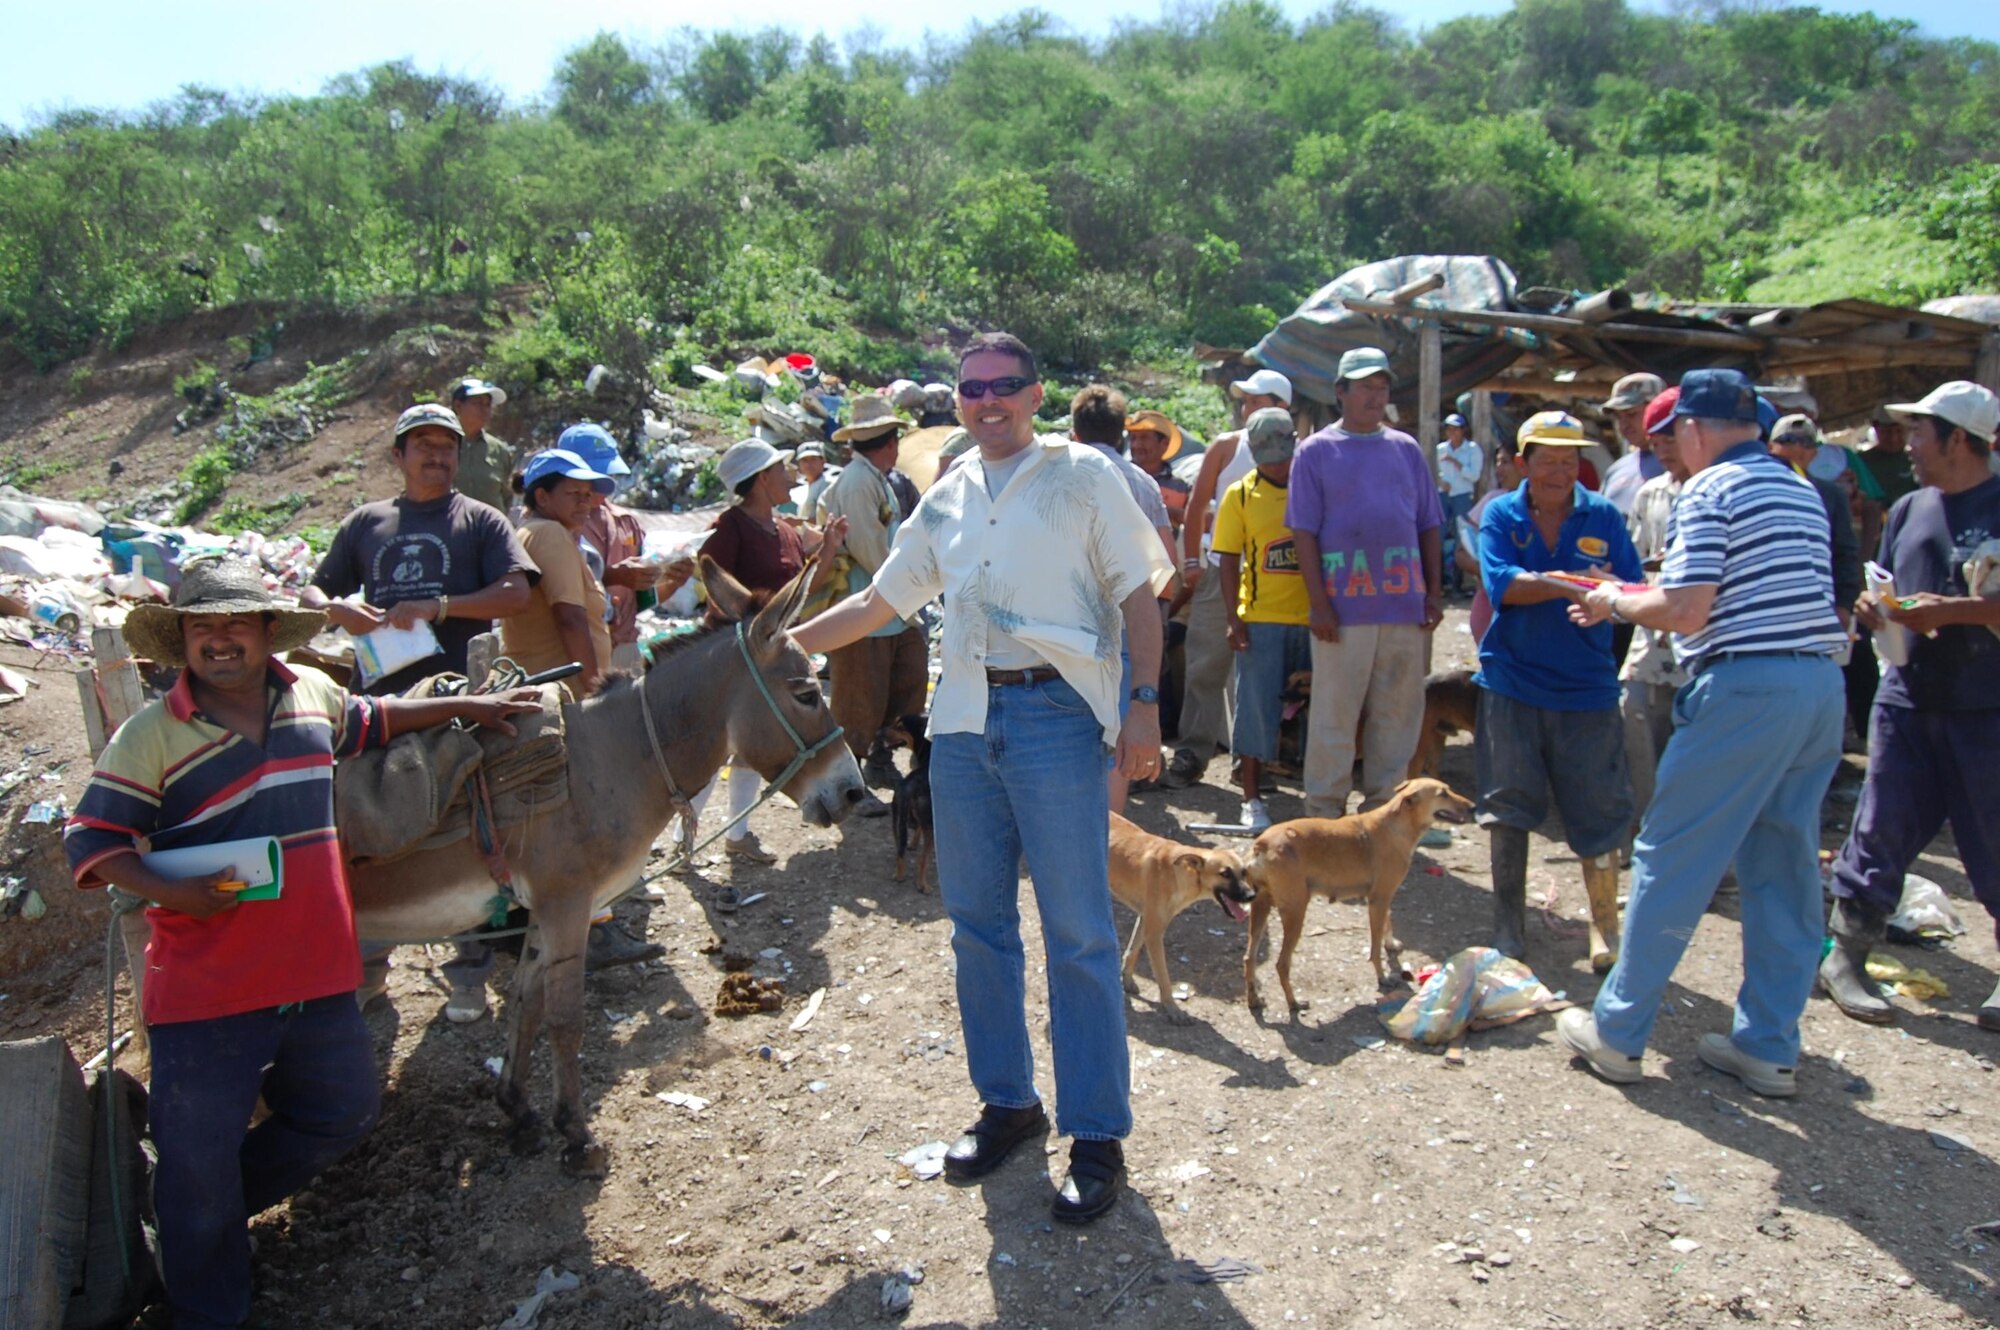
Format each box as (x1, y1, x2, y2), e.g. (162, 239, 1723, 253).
(1884, 380, 2000, 443)
(717, 438, 795, 494)
(1228, 368, 1293, 404)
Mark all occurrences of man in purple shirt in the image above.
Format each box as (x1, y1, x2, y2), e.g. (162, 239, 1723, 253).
(1287, 346, 1445, 815)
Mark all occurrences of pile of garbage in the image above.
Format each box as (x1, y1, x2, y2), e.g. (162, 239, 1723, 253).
(0, 485, 318, 643)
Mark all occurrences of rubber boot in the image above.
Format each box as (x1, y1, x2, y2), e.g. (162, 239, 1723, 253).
(1817, 898, 1894, 1024)
(1582, 852, 1622, 973)
(1489, 826, 1529, 959)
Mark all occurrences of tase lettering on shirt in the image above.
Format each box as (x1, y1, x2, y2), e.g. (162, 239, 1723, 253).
(1320, 545, 1419, 598)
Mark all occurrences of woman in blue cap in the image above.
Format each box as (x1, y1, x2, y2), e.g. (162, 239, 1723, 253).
(503, 448, 619, 698)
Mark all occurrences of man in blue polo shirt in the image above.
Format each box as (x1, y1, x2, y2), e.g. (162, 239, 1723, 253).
(1559, 369, 1847, 1097)
(1475, 410, 1644, 971)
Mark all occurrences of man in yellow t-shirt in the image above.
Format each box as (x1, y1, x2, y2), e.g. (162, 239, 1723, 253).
(1212, 407, 1310, 831)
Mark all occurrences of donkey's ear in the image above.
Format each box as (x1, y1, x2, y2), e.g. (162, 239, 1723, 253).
(749, 544, 818, 650)
(701, 555, 754, 623)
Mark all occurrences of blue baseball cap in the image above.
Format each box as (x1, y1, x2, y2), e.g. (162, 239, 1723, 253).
(555, 423, 630, 476)
(520, 448, 616, 495)
(1754, 394, 1778, 442)
(1671, 369, 1762, 426)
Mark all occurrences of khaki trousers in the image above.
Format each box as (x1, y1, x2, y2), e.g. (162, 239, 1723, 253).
(828, 624, 929, 758)
(1178, 570, 1235, 758)
(1303, 622, 1428, 817)
(1620, 679, 1679, 835)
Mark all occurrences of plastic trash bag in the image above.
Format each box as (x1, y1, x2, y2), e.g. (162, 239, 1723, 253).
(1379, 946, 1563, 1045)
(1888, 873, 1967, 941)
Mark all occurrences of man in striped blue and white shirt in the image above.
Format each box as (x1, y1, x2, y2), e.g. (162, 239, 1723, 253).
(1554, 369, 1847, 1098)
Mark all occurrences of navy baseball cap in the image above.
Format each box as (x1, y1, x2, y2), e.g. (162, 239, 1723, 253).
(1671, 369, 1762, 425)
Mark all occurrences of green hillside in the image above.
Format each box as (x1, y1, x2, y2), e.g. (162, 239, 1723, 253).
(4, 0, 1999, 396)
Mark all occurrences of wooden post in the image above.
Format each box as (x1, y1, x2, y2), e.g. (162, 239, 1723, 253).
(1471, 390, 1497, 492)
(1977, 331, 2000, 397)
(76, 625, 146, 759)
(1419, 322, 1443, 486)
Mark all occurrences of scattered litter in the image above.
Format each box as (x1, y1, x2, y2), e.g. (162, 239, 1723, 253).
(896, 1140, 948, 1181)
(714, 972, 785, 1016)
(656, 1091, 710, 1115)
(498, 1266, 580, 1330)
(880, 1273, 914, 1316)
(1865, 954, 1950, 1001)
(22, 797, 65, 824)
(1172, 982, 1195, 1002)
(1351, 1034, 1387, 1051)
(1668, 1237, 1701, 1255)
(1929, 1130, 1974, 1153)
(790, 987, 827, 1032)
(1417, 827, 1454, 848)
(1171, 1256, 1262, 1284)
(483, 1057, 504, 1077)
(1664, 1174, 1704, 1208)
(0, 666, 28, 704)
(738, 892, 768, 907)
(759, 946, 784, 959)
(808, 1080, 829, 1094)
(1167, 1161, 1212, 1183)
(993, 1252, 1016, 1267)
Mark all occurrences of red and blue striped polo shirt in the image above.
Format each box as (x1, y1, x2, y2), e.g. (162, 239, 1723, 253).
(65, 660, 388, 1024)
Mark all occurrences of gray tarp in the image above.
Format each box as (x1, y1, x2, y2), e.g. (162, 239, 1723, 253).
(1246, 255, 1531, 407)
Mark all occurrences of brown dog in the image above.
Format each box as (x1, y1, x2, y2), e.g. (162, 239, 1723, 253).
(1406, 668, 1480, 781)
(1108, 813, 1256, 1024)
(1241, 777, 1474, 1013)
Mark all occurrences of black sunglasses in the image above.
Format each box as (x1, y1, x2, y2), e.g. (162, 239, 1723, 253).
(957, 376, 1037, 400)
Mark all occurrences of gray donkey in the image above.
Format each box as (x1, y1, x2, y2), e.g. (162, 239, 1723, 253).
(347, 556, 866, 1174)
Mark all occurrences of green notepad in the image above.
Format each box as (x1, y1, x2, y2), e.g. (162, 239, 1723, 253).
(140, 835, 284, 902)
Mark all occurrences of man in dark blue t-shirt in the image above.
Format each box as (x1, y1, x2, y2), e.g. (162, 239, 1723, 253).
(1825, 381, 2000, 1033)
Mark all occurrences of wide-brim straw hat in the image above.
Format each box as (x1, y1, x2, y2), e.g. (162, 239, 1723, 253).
(833, 394, 910, 446)
(1125, 409, 1184, 461)
(124, 555, 325, 667)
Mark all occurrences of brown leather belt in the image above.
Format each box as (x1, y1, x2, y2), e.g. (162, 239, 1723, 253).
(985, 666, 1060, 686)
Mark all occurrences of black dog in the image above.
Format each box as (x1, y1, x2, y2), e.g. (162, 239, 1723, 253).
(883, 715, 934, 891)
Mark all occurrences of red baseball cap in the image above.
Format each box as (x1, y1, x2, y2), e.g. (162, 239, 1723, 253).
(1643, 386, 1682, 436)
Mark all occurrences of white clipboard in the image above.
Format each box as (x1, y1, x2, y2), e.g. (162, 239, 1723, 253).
(141, 835, 283, 902)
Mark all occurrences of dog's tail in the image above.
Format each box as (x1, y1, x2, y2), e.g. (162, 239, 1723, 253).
(893, 788, 911, 859)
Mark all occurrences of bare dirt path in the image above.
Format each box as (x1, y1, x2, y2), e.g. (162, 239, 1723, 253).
(4, 613, 1996, 1329)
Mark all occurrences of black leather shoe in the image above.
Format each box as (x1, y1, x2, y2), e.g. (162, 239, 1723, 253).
(1052, 1139, 1125, 1225)
(585, 920, 664, 970)
(943, 1103, 1048, 1181)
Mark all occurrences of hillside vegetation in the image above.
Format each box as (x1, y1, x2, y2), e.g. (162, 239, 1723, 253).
(5, 0, 2000, 404)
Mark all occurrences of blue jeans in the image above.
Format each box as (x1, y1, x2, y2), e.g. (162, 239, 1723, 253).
(149, 995, 381, 1330)
(1592, 654, 1843, 1066)
(931, 674, 1131, 1140)
(1441, 491, 1475, 583)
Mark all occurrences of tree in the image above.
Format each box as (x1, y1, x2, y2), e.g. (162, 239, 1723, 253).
(554, 34, 655, 139)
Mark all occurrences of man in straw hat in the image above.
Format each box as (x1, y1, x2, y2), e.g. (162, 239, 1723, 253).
(1470, 410, 1644, 971)
(1822, 380, 2000, 1033)
(1561, 370, 1848, 1096)
(64, 557, 539, 1330)
(816, 394, 927, 808)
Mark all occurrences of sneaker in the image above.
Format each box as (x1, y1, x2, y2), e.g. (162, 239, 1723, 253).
(1241, 799, 1272, 833)
(1696, 1033, 1796, 1098)
(444, 983, 488, 1024)
(1162, 749, 1205, 790)
(1556, 1008, 1643, 1085)
(725, 833, 778, 865)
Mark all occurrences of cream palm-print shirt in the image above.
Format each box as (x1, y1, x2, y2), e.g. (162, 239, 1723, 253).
(873, 435, 1175, 745)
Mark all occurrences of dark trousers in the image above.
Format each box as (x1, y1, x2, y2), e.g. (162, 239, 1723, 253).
(149, 994, 380, 1329)
(1832, 703, 2000, 942)
(828, 624, 929, 760)
(1842, 631, 1879, 739)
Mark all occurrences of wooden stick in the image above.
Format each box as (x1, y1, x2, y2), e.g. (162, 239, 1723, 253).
(1344, 296, 1772, 352)
(1390, 273, 1445, 304)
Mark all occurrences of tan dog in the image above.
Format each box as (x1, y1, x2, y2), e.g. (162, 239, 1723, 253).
(1406, 668, 1480, 781)
(1241, 777, 1474, 1014)
(1108, 812, 1256, 1024)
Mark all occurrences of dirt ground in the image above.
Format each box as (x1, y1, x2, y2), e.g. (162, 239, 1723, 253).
(4, 611, 1997, 1330)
